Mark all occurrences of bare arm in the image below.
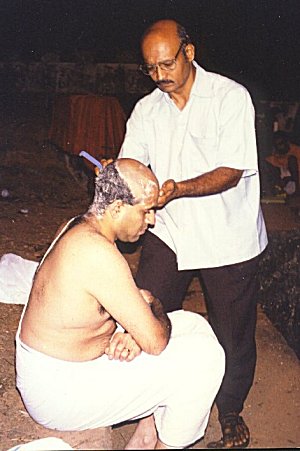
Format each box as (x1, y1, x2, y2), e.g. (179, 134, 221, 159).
(105, 290, 172, 362)
(139, 288, 171, 332)
(104, 289, 171, 361)
(157, 167, 243, 207)
(85, 239, 171, 355)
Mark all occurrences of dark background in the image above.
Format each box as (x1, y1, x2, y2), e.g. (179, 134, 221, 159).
(0, 0, 299, 100)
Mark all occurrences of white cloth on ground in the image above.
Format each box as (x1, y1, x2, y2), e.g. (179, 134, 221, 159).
(7, 437, 73, 451)
(0, 218, 78, 305)
(0, 253, 38, 305)
(16, 309, 225, 449)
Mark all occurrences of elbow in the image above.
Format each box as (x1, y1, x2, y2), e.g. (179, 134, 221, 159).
(142, 319, 172, 355)
(150, 338, 169, 356)
(147, 329, 170, 355)
(151, 348, 164, 356)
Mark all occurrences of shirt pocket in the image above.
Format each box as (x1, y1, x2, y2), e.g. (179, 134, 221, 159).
(186, 131, 218, 174)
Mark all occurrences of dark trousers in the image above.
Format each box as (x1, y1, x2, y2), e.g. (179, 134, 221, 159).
(135, 232, 261, 417)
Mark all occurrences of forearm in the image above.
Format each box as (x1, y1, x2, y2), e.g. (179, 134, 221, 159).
(150, 296, 172, 343)
(176, 167, 243, 197)
(138, 289, 172, 353)
(158, 167, 243, 207)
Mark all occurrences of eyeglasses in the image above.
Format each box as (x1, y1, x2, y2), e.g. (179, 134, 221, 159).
(139, 43, 184, 76)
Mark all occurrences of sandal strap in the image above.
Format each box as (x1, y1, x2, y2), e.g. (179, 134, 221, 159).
(207, 412, 250, 449)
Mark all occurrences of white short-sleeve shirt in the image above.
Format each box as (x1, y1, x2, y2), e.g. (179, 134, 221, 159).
(119, 62, 268, 270)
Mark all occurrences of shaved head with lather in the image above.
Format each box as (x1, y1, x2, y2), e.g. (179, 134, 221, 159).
(116, 158, 159, 204)
(89, 158, 159, 216)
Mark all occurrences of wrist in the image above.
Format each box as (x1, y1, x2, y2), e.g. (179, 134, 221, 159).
(174, 180, 183, 197)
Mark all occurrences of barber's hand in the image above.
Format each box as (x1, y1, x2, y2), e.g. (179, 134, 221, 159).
(105, 332, 141, 362)
(157, 179, 178, 207)
(94, 158, 114, 176)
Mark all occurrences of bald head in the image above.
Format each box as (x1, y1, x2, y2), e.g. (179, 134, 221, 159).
(116, 158, 159, 204)
(141, 19, 191, 48)
(88, 158, 159, 216)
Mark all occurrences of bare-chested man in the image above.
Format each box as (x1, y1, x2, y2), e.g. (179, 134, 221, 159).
(16, 158, 225, 449)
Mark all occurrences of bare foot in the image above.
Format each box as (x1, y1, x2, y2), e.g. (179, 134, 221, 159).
(155, 438, 171, 449)
(125, 415, 158, 450)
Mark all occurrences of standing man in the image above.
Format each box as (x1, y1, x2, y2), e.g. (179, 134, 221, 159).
(119, 20, 268, 449)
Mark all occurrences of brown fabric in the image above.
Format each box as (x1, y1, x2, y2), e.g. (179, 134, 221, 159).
(48, 95, 126, 167)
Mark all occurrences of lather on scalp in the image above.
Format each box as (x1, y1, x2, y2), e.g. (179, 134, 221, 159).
(116, 159, 159, 204)
(88, 162, 135, 216)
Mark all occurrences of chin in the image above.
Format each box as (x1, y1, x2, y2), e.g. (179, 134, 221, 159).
(158, 85, 175, 93)
(127, 235, 140, 243)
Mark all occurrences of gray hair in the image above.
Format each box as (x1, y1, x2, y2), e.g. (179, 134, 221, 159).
(88, 162, 135, 216)
(176, 23, 192, 46)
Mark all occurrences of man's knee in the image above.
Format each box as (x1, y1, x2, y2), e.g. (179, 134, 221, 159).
(169, 311, 225, 385)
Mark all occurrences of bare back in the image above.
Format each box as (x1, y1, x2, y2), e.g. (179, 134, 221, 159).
(20, 217, 117, 361)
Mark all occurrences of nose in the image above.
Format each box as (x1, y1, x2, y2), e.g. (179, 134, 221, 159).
(154, 65, 165, 81)
(146, 210, 155, 226)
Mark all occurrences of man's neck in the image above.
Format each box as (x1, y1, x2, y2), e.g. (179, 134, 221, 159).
(84, 213, 116, 244)
(168, 64, 196, 110)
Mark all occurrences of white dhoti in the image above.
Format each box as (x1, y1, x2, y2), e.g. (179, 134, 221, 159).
(16, 310, 225, 449)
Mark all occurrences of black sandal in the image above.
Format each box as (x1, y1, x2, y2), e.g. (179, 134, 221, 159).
(207, 412, 250, 449)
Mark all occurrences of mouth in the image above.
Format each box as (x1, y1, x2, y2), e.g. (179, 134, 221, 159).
(156, 80, 174, 88)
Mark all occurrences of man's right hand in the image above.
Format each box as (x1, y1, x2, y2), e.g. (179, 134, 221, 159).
(157, 179, 178, 207)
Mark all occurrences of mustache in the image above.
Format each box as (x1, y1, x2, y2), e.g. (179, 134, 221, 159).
(156, 80, 174, 86)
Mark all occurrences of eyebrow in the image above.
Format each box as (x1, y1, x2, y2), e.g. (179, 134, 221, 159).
(144, 42, 183, 65)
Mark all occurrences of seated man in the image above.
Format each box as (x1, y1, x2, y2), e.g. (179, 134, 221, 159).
(264, 131, 299, 196)
(15, 158, 225, 450)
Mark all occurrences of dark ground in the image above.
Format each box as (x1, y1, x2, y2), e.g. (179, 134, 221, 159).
(0, 96, 299, 449)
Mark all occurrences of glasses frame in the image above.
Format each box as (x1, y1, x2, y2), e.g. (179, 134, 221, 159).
(139, 42, 184, 76)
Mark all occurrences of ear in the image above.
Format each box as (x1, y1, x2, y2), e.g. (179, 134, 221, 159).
(185, 43, 195, 62)
(108, 200, 123, 219)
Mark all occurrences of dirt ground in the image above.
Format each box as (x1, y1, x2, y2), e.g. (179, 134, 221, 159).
(0, 98, 299, 450)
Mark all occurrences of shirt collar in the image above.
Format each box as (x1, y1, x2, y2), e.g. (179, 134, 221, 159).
(190, 61, 214, 98)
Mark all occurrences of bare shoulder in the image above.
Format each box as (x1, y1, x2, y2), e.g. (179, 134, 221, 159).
(89, 237, 131, 280)
(66, 225, 130, 276)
